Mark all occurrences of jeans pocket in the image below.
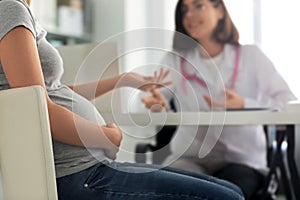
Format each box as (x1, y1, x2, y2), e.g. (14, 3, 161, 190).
(83, 161, 108, 189)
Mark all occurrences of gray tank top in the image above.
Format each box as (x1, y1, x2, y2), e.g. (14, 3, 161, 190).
(0, 0, 107, 178)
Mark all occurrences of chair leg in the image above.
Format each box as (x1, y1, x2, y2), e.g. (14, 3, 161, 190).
(135, 144, 155, 163)
(275, 128, 294, 200)
(286, 125, 300, 200)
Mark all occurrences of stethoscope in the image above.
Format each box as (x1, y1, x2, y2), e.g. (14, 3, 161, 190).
(180, 45, 240, 95)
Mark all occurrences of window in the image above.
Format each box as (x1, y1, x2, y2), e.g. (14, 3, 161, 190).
(224, 0, 255, 45)
(226, 0, 299, 98)
(260, 0, 300, 98)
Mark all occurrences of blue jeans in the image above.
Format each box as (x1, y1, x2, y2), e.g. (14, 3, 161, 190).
(57, 161, 244, 200)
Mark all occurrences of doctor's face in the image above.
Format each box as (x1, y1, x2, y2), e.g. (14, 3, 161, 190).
(181, 0, 224, 43)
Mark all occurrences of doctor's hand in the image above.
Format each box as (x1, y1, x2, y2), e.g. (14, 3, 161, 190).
(120, 68, 172, 92)
(141, 88, 168, 112)
(203, 88, 244, 109)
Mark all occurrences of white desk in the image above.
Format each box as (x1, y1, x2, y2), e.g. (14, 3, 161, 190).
(102, 110, 300, 126)
(102, 109, 300, 200)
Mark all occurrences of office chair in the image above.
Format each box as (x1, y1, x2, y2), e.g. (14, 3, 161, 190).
(135, 98, 177, 164)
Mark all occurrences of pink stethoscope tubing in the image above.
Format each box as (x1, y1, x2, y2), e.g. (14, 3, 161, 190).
(180, 45, 240, 95)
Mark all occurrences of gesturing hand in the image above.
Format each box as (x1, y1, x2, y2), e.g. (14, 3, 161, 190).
(141, 88, 168, 112)
(203, 88, 244, 109)
(121, 68, 173, 91)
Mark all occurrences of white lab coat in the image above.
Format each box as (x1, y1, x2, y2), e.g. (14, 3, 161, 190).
(160, 44, 296, 173)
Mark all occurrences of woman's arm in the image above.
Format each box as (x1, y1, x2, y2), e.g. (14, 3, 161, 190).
(203, 88, 244, 109)
(69, 70, 172, 101)
(0, 27, 121, 154)
(68, 75, 123, 100)
(245, 45, 296, 109)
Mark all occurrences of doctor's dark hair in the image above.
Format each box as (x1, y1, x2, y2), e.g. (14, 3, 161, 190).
(173, 0, 239, 51)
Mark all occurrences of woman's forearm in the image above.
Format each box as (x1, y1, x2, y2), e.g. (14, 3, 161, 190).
(69, 74, 124, 100)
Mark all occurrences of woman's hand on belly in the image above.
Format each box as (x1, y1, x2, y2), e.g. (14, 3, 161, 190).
(102, 123, 123, 160)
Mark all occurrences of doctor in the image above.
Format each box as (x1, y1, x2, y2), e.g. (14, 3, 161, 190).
(142, 0, 296, 199)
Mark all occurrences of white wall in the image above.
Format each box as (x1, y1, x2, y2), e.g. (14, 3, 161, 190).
(30, 0, 57, 30)
(92, 0, 176, 38)
(92, 0, 125, 42)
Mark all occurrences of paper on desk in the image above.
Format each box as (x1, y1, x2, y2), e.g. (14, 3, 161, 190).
(283, 101, 300, 112)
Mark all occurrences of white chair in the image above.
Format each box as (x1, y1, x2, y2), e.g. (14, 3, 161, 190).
(0, 86, 58, 200)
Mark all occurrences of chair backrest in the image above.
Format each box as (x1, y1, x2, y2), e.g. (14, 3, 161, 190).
(56, 42, 121, 113)
(0, 86, 57, 200)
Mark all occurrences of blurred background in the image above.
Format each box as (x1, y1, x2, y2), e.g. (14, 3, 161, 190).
(31, 0, 300, 99)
